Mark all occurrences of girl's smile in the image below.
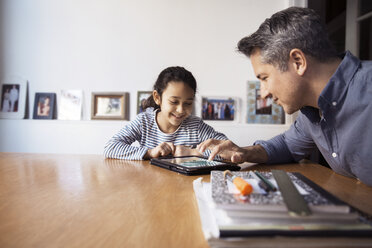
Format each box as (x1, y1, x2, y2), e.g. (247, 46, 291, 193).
(172, 113, 185, 119)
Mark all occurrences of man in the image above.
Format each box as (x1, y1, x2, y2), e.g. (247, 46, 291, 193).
(9, 85, 19, 112)
(197, 7, 372, 186)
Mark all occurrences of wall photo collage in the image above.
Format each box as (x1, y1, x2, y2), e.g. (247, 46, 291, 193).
(0, 78, 286, 124)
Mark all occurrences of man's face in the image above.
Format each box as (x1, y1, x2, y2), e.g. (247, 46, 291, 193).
(250, 49, 305, 115)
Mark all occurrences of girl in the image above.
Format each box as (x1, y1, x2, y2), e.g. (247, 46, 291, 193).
(104, 66, 228, 160)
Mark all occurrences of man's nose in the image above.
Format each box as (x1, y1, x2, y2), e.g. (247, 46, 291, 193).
(260, 82, 272, 99)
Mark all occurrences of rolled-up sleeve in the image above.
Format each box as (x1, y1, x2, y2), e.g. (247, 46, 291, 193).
(254, 134, 294, 164)
(254, 113, 317, 164)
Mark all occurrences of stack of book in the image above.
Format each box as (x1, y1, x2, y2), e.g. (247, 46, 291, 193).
(193, 170, 372, 248)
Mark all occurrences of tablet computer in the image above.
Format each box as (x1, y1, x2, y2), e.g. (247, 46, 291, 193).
(150, 156, 241, 175)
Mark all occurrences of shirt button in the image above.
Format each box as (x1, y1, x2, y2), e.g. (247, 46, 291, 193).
(332, 101, 337, 106)
(332, 152, 337, 158)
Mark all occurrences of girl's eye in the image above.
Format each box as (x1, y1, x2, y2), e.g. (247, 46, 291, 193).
(184, 102, 193, 106)
(169, 101, 178, 105)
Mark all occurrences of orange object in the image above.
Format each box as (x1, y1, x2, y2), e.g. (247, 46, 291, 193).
(224, 170, 253, 195)
(232, 176, 253, 195)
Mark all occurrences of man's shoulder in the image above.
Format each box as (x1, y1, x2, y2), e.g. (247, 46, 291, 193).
(348, 59, 372, 95)
(358, 60, 372, 80)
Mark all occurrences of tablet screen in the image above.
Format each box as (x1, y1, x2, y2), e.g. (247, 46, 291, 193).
(161, 157, 225, 168)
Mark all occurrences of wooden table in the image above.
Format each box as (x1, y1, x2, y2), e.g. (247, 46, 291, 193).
(0, 153, 371, 248)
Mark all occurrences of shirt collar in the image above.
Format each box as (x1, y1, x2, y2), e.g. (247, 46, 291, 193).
(301, 51, 361, 122)
(318, 51, 361, 111)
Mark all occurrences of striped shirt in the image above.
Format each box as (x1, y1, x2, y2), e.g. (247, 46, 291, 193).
(104, 108, 228, 160)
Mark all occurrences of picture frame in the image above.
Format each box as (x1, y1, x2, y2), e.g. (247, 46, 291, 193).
(58, 90, 83, 120)
(91, 92, 129, 120)
(33, 92, 56, 119)
(0, 77, 28, 119)
(137, 91, 152, 114)
(201, 96, 236, 121)
(246, 81, 285, 124)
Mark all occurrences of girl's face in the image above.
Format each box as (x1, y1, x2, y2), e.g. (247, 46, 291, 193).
(154, 81, 195, 133)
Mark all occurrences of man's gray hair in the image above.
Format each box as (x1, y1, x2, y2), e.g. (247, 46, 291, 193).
(238, 7, 338, 71)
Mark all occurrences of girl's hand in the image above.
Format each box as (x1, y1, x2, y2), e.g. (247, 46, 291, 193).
(145, 142, 175, 159)
(173, 145, 202, 157)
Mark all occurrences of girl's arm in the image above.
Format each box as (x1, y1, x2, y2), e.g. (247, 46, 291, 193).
(103, 117, 148, 160)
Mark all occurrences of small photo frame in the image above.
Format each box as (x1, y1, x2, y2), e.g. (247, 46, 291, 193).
(201, 96, 236, 121)
(33, 92, 56, 119)
(91, 92, 129, 120)
(0, 77, 28, 119)
(58, 90, 83, 120)
(137, 91, 152, 114)
(247, 81, 285, 124)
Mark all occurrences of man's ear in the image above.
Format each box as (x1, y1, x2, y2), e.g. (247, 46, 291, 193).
(289, 49, 307, 76)
(153, 90, 161, 105)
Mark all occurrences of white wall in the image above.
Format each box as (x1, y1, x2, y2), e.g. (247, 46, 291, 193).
(0, 0, 295, 155)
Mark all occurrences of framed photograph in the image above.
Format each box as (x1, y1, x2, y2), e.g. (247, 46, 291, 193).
(0, 77, 28, 119)
(91, 92, 129, 120)
(33, 92, 56, 119)
(137, 91, 152, 114)
(247, 81, 285, 124)
(201, 96, 236, 121)
(58, 90, 83, 120)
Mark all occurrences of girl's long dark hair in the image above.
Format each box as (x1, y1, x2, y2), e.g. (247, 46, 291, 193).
(142, 66, 197, 110)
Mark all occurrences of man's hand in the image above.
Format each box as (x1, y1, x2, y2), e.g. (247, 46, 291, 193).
(197, 139, 268, 163)
(197, 139, 246, 162)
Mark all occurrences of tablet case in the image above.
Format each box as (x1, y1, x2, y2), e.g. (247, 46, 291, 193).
(150, 156, 241, 175)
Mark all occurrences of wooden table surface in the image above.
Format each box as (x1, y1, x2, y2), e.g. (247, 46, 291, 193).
(0, 153, 371, 248)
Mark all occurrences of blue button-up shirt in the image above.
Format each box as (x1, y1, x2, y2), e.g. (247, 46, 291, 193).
(255, 51, 372, 186)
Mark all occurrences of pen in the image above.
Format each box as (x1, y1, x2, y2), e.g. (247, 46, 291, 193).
(254, 171, 277, 192)
(249, 171, 270, 193)
(224, 170, 253, 195)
